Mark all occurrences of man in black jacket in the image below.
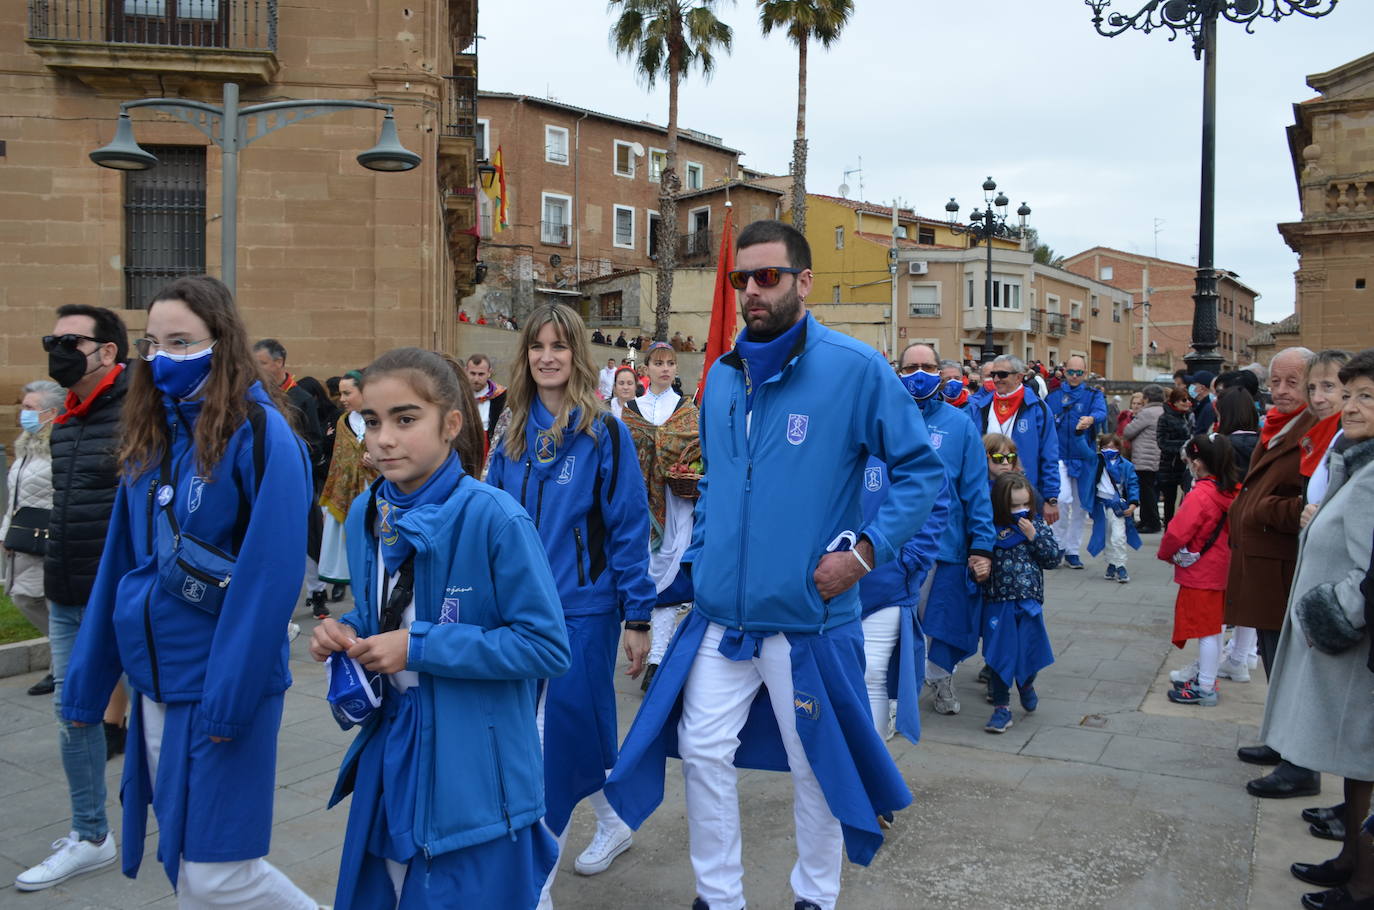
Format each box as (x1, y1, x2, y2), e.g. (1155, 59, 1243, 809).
(16, 305, 127, 891)
(252, 339, 329, 618)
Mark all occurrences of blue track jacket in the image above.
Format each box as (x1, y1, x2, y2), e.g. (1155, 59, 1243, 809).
(968, 385, 1061, 502)
(918, 396, 996, 563)
(63, 384, 309, 738)
(686, 313, 945, 633)
(328, 473, 571, 857)
(1046, 382, 1108, 503)
(858, 458, 949, 613)
(487, 412, 656, 623)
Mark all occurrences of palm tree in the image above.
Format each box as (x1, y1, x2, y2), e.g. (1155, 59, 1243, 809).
(610, 0, 733, 342)
(758, 0, 853, 234)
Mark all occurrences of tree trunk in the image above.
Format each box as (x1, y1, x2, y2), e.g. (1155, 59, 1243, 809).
(654, 42, 682, 343)
(791, 36, 808, 233)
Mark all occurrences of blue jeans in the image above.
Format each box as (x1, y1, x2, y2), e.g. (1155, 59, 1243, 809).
(989, 670, 1037, 709)
(48, 601, 109, 842)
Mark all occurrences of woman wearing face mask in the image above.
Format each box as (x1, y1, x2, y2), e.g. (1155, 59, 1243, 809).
(2, 381, 64, 695)
(59, 276, 322, 907)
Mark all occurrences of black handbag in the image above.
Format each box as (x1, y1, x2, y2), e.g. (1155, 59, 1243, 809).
(4, 507, 50, 555)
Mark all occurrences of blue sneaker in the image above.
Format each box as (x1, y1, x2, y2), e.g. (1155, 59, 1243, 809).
(1116, 567, 1131, 584)
(985, 706, 1014, 733)
(1104, 564, 1117, 580)
(1167, 681, 1217, 706)
(1064, 554, 1084, 569)
(1018, 685, 1038, 713)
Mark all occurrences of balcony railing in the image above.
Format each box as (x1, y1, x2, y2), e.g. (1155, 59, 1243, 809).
(1029, 310, 1044, 334)
(28, 0, 277, 51)
(908, 303, 939, 318)
(442, 74, 477, 140)
(1046, 313, 1066, 337)
(541, 221, 571, 246)
(679, 228, 713, 261)
(1070, 317, 1084, 334)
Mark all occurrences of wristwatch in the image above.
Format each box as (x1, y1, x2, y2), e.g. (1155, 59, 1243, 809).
(1045, 498, 1058, 505)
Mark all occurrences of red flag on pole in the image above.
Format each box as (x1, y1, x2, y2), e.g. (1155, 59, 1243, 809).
(696, 203, 736, 402)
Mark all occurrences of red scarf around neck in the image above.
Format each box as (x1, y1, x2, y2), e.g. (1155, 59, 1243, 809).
(947, 389, 970, 408)
(992, 387, 1025, 425)
(1260, 403, 1306, 449)
(54, 363, 125, 425)
(1299, 411, 1341, 476)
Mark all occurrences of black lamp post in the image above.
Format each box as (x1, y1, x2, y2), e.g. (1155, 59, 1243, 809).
(1085, 0, 1339, 375)
(946, 178, 1031, 364)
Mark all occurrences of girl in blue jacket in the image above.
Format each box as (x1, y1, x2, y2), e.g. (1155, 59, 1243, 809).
(310, 347, 570, 909)
(61, 276, 319, 906)
(486, 304, 657, 899)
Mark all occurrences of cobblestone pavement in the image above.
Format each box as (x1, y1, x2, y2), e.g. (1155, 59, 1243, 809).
(0, 541, 1335, 908)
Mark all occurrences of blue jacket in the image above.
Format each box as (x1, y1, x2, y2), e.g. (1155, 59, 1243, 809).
(969, 385, 1061, 502)
(63, 384, 310, 739)
(858, 458, 950, 613)
(487, 411, 656, 623)
(918, 396, 996, 563)
(1046, 382, 1108, 468)
(328, 473, 571, 857)
(685, 314, 945, 633)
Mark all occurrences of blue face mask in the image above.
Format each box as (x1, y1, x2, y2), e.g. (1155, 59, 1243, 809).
(19, 409, 42, 433)
(150, 344, 215, 400)
(900, 369, 942, 400)
(941, 378, 965, 400)
(1102, 448, 1120, 461)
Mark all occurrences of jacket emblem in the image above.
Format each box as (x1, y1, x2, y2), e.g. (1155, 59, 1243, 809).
(377, 499, 399, 546)
(439, 597, 459, 623)
(557, 455, 576, 485)
(535, 430, 558, 464)
(157, 484, 175, 507)
(786, 414, 809, 446)
(865, 466, 883, 492)
(182, 577, 207, 603)
(794, 690, 820, 720)
(188, 477, 205, 513)
(1016, 418, 1029, 434)
(930, 429, 945, 450)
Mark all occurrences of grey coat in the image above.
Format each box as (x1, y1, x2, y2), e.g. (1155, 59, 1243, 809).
(1260, 436, 1374, 780)
(1123, 404, 1163, 471)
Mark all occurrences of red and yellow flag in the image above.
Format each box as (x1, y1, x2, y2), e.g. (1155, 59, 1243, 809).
(485, 145, 509, 233)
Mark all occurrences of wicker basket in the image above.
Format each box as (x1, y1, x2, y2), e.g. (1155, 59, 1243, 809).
(666, 472, 702, 500)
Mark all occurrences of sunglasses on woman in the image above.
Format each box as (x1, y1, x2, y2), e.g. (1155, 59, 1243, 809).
(42, 333, 100, 353)
(726, 267, 804, 291)
(988, 453, 1018, 464)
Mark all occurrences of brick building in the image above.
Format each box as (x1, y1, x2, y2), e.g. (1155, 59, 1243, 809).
(467, 91, 745, 327)
(1274, 50, 1374, 353)
(1, 0, 480, 414)
(1063, 247, 1258, 372)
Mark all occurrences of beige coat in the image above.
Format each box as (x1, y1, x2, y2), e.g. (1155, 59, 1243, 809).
(0, 427, 53, 599)
(1261, 437, 1374, 780)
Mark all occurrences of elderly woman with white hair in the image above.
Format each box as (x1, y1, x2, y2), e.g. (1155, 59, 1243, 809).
(1, 380, 65, 695)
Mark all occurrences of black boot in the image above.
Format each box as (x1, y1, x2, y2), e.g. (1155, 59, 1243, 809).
(27, 673, 54, 696)
(308, 589, 330, 619)
(330, 583, 347, 603)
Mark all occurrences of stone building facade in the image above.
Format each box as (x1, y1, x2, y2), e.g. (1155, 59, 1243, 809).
(2, 0, 479, 413)
(1276, 50, 1374, 353)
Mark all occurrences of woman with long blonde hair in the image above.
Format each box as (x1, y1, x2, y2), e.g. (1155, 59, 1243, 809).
(486, 304, 656, 900)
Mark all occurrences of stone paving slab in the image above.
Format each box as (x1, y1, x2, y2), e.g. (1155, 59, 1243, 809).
(0, 541, 1327, 908)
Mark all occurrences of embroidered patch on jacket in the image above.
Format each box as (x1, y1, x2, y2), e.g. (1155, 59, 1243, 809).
(377, 499, 399, 546)
(536, 430, 558, 464)
(188, 477, 206, 513)
(786, 414, 809, 445)
(439, 597, 459, 624)
(182, 577, 207, 603)
(794, 690, 820, 721)
(1016, 418, 1029, 434)
(865, 466, 883, 492)
(557, 455, 576, 485)
(930, 429, 945, 450)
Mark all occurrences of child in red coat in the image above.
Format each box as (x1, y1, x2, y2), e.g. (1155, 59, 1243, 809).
(1158, 433, 1239, 706)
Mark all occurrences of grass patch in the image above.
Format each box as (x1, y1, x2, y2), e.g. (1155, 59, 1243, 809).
(0, 591, 42, 645)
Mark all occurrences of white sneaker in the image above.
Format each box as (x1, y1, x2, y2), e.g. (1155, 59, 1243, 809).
(929, 675, 960, 715)
(15, 831, 117, 891)
(1169, 660, 1200, 684)
(1216, 655, 1251, 683)
(573, 820, 632, 875)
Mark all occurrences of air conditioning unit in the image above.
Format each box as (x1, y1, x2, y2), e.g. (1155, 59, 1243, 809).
(907, 261, 929, 275)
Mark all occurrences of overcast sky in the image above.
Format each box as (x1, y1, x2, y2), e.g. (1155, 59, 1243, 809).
(478, 1, 1373, 323)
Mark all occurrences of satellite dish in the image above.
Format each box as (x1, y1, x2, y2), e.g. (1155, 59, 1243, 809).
(550, 254, 562, 267)
(631, 142, 645, 158)
(838, 183, 850, 198)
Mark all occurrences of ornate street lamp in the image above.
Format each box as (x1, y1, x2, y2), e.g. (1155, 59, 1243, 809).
(946, 178, 1031, 364)
(1084, 0, 1339, 375)
(90, 82, 421, 296)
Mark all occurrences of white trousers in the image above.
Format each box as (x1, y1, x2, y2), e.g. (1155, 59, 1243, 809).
(1099, 509, 1128, 567)
(678, 622, 842, 910)
(141, 697, 315, 910)
(1052, 462, 1089, 556)
(861, 607, 901, 735)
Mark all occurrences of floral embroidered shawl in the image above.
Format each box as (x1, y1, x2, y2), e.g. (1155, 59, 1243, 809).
(621, 396, 700, 550)
(320, 412, 378, 523)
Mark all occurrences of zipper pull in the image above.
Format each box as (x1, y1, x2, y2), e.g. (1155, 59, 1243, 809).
(745, 461, 752, 492)
(219, 574, 231, 589)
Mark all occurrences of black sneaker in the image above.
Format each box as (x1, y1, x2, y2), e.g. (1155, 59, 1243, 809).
(795, 902, 823, 910)
(640, 663, 657, 693)
(309, 590, 330, 619)
(27, 673, 54, 696)
(692, 900, 710, 910)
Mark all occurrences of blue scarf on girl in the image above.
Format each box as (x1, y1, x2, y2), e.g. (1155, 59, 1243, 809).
(994, 511, 1032, 549)
(374, 450, 463, 573)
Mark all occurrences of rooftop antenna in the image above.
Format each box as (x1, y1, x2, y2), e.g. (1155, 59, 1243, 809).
(1153, 217, 1165, 259)
(840, 159, 863, 199)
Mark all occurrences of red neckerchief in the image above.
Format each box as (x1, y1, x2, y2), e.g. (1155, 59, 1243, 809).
(992, 387, 1025, 425)
(1299, 412, 1341, 477)
(947, 389, 969, 408)
(1260, 403, 1306, 449)
(281, 373, 298, 393)
(54, 363, 124, 425)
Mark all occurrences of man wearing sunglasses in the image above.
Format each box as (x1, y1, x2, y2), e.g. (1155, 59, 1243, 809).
(607, 219, 943, 910)
(16, 306, 129, 891)
(1045, 355, 1107, 568)
(969, 355, 1060, 525)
